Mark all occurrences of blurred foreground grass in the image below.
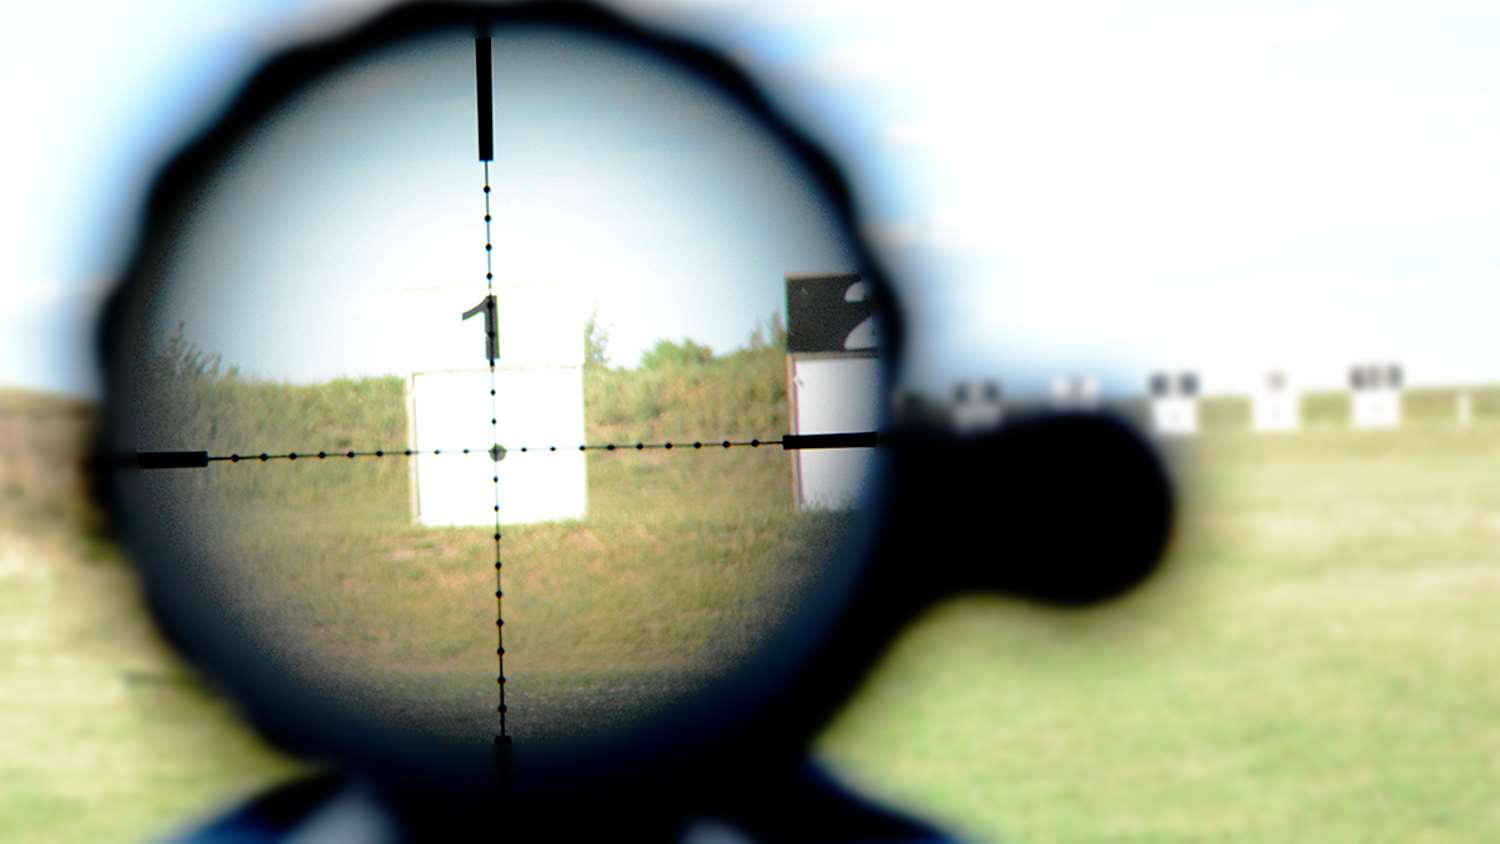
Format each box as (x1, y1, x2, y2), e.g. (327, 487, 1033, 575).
(820, 412, 1500, 842)
(4, 378, 1500, 841)
(0, 391, 303, 844)
(0, 533, 305, 844)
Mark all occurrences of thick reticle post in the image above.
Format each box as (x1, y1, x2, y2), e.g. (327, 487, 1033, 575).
(475, 34, 508, 750)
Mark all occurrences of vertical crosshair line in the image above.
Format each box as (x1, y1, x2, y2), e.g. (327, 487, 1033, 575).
(483, 161, 508, 745)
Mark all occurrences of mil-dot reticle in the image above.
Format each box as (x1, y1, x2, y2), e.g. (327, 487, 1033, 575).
(97, 2, 897, 800)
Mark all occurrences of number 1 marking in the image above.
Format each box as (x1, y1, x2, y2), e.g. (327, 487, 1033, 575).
(464, 294, 499, 363)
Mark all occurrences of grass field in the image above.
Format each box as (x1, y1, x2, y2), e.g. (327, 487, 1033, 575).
(114, 348, 845, 746)
(4, 375, 1499, 841)
(0, 392, 303, 844)
(821, 420, 1500, 842)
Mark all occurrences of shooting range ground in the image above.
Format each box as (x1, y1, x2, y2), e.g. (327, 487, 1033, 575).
(4, 375, 1500, 842)
(821, 388, 1500, 842)
(0, 390, 304, 844)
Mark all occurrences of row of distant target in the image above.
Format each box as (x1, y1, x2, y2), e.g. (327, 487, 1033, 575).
(898, 363, 1478, 436)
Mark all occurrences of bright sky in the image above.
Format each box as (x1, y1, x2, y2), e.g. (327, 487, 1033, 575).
(150, 27, 852, 383)
(4, 0, 1499, 397)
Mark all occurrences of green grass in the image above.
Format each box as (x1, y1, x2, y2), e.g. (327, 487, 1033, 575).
(0, 534, 305, 844)
(1, 390, 303, 844)
(100, 353, 836, 745)
(205, 445, 845, 744)
(585, 344, 788, 443)
(818, 419, 1500, 842)
(5, 379, 1500, 841)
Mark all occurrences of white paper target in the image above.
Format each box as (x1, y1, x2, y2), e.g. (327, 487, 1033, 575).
(1150, 396, 1199, 436)
(1352, 390, 1401, 429)
(409, 367, 587, 526)
(1253, 391, 1301, 432)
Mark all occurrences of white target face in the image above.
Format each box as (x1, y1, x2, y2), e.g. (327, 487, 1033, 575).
(410, 366, 588, 526)
(789, 355, 881, 510)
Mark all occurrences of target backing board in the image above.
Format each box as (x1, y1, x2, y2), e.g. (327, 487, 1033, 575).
(786, 273, 880, 511)
(1253, 371, 1301, 432)
(1148, 372, 1199, 436)
(406, 282, 588, 527)
(1353, 393, 1400, 428)
(1150, 397, 1197, 435)
(788, 355, 880, 509)
(1350, 364, 1403, 429)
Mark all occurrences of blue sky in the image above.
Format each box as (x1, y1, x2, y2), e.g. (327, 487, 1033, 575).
(4, 0, 1499, 397)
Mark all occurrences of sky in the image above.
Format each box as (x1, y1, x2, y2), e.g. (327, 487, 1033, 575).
(3, 0, 1499, 397)
(146, 27, 854, 383)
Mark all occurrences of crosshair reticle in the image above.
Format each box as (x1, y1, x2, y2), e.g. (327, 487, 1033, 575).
(97, 6, 895, 796)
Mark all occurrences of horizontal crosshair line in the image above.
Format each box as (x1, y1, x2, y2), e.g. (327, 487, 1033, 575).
(112, 432, 880, 470)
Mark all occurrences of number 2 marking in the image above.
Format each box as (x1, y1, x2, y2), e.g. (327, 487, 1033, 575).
(843, 281, 876, 351)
